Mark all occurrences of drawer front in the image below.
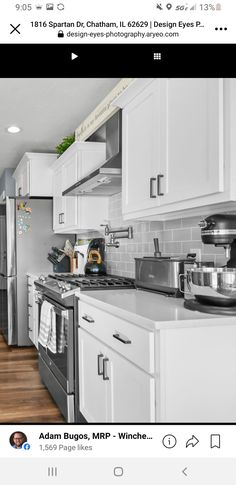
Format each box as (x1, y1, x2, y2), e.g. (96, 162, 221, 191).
(79, 301, 155, 374)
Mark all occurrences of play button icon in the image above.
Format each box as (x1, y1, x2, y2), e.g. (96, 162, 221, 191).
(71, 53, 78, 60)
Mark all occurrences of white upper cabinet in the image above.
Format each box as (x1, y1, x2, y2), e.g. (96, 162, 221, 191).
(52, 141, 109, 233)
(60, 141, 106, 193)
(114, 78, 236, 220)
(13, 153, 57, 197)
(122, 79, 164, 215)
(53, 166, 66, 232)
(161, 78, 224, 205)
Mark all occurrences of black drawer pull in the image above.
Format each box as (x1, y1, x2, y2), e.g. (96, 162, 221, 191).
(149, 177, 157, 198)
(102, 358, 109, 381)
(97, 353, 104, 376)
(27, 304, 32, 308)
(157, 174, 164, 196)
(113, 333, 131, 344)
(82, 314, 95, 323)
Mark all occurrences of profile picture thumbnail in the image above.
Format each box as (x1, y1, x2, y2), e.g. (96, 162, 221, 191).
(9, 431, 28, 449)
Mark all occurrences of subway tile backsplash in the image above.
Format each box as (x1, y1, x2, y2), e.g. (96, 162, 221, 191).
(105, 193, 227, 278)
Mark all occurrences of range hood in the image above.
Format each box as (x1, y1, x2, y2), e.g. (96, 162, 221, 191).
(63, 111, 121, 197)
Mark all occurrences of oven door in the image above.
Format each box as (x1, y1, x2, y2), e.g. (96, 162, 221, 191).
(36, 292, 74, 394)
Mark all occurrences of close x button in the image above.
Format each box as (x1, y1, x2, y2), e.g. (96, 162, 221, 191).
(10, 24, 21, 34)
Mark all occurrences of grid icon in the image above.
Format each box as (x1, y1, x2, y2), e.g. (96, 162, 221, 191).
(153, 53, 162, 60)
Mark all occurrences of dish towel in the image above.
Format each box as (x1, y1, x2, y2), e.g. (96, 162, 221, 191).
(47, 308, 57, 354)
(38, 301, 57, 353)
(38, 301, 54, 349)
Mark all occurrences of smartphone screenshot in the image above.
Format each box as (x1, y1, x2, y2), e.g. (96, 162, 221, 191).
(0, 1, 236, 483)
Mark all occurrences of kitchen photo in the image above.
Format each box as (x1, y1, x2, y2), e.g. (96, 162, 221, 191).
(1, 77, 236, 424)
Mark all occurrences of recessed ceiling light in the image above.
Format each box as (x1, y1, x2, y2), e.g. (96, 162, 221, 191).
(6, 125, 22, 134)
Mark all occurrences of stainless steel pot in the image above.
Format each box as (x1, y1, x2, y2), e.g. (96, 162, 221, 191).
(180, 267, 236, 306)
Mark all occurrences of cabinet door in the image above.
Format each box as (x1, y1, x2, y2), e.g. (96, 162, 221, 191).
(56, 157, 78, 230)
(77, 197, 109, 231)
(53, 167, 65, 231)
(64, 198, 78, 229)
(106, 347, 155, 423)
(62, 153, 78, 192)
(160, 326, 236, 422)
(161, 78, 224, 205)
(122, 79, 163, 216)
(79, 329, 108, 422)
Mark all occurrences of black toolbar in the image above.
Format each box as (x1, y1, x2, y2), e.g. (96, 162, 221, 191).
(1, 43, 236, 77)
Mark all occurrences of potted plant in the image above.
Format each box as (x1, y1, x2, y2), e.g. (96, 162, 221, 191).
(56, 133, 75, 155)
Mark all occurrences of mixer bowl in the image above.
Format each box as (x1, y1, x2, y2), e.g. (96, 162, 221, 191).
(187, 267, 236, 306)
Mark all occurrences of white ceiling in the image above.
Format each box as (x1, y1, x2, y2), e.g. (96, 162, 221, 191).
(0, 78, 120, 177)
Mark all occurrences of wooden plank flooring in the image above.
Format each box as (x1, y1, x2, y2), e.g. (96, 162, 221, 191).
(0, 334, 65, 423)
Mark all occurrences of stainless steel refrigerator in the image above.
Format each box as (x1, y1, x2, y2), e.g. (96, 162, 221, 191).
(0, 197, 68, 346)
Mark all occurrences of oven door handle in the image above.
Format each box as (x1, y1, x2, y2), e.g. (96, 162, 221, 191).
(53, 307, 69, 319)
(34, 292, 69, 319)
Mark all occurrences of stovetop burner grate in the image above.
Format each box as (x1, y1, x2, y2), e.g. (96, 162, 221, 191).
(48, 273, 135, 290)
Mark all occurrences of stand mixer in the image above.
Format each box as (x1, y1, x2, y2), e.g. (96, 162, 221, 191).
(199, 214, 236, 267)
(184, 214, 236, 315)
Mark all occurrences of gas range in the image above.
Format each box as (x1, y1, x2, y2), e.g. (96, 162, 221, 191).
(35, 273, 135, 299)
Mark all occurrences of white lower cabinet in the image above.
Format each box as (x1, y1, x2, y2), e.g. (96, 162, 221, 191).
(79, 328, 155, 423)
(159, 325, 236, 422)
(78, 296, 236, 423)
(79, 329, 107, 422)
(106, 343, 155, 422)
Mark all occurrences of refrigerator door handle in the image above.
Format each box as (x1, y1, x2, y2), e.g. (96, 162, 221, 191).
(6, 197, 16, 277)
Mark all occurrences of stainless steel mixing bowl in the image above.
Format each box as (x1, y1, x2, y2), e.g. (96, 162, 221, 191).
(186, 267, 236, 306)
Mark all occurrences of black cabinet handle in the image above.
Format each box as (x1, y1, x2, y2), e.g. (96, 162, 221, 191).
(113, 333, 131, 344)
(102, 358, 109, 380)
(149, 177, 157, 198)
(27, 304, 32, 308)
(157, 174, 164, 196)
(82, 314, 95, 323)
(97, 353, 104, 376)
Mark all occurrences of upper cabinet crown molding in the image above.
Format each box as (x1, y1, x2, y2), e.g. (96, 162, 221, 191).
(112, 78, 155, 109)
(75, 78, 136, 141)
(13, 152, 57, 197)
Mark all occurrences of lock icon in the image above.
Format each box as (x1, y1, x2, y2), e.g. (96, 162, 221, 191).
(58, 30, 64, 38)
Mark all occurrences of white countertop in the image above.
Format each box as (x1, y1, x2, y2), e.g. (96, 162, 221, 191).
(77, 289, 236, 331)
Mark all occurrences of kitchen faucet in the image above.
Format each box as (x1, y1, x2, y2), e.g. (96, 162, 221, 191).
(101, 224, 133, 248)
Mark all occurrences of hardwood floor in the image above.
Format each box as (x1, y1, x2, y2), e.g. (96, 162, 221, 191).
(0, 334, 65, 423)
